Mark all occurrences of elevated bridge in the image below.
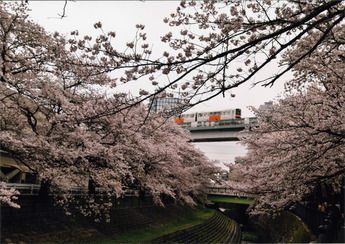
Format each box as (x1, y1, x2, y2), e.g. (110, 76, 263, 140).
(208, 186, 255, 198)
(207, 187, 255, 205)
(178, 117, 258, 142)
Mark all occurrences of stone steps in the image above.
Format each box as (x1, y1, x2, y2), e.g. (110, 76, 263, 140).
(149, 211, 241, 243)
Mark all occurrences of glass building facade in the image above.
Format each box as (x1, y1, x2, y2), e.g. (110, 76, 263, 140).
(151, 97, 181, 114)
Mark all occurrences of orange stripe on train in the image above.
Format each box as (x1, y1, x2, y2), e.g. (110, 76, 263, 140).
(209, 115, 221, 121)
(174, 118, 185, 123)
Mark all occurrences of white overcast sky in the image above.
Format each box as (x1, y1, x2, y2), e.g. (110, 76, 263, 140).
(27, 1, 289, 117)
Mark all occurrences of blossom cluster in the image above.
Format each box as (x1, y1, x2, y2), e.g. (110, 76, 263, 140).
(0, 2, 221, 218)
(226, 24, 345, 214)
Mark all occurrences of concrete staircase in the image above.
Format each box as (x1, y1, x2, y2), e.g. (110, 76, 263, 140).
(149, 211, 241, 243)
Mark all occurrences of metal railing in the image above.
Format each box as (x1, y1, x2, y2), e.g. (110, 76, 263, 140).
(2, 183, 139, 196)
(4, 184, 257, 200)
(178, 117, 258, 130)
(3, 183, 41, 195)
(208, 187, 256, 198)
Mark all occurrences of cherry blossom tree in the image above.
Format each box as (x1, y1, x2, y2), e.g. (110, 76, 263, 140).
(0, 2, 221, 218)
(62, 0, 344, 111)
(227, 23, 345, 215)
(0, 183, 20, 208)
(1, 0, 344, 217)
(10, 0, 342, 115)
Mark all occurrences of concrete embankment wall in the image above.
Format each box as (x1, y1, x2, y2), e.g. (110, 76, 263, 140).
(255, 211, 317, 243)
(217, 201, 317, 243)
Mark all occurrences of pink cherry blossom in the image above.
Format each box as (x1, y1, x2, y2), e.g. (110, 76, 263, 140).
(0, 2, 221, 218)
(226, 27, 345, 214)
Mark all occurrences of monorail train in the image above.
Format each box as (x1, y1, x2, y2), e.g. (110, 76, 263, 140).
(174, 108, 241, 124)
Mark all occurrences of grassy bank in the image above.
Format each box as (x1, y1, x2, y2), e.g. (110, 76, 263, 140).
(2, 203, 216, 244)
(100, 206, 215, 243)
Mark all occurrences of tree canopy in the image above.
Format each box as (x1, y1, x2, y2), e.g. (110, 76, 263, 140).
(63, 0, 344, 111)
(1, 0, 344, 217)
(0, 2, 220, 218)
(227, 21, 345, 214)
